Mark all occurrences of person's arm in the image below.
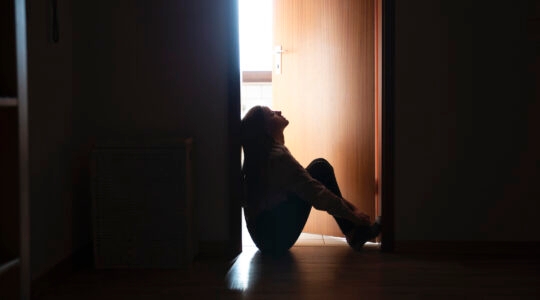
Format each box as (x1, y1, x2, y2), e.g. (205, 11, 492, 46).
(274, 150, 369, 225)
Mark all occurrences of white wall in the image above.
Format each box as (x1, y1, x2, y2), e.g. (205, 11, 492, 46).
(241, 83, 273, 117)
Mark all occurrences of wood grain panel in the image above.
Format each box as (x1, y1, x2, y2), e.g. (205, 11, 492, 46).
(273, 0, 375, 236)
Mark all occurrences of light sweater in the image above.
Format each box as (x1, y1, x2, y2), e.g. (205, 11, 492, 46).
(243, 143, 357, 223)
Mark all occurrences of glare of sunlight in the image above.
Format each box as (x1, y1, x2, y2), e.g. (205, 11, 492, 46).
(225, 247, 258, 291)
(238, 0, 273, 71)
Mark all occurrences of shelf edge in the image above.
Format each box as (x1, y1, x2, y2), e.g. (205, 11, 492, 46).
(0, 97, 18, 107)
(0, 258, 20, 275)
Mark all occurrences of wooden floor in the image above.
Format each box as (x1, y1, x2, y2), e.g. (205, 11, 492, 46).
(32, 240, 540, 300)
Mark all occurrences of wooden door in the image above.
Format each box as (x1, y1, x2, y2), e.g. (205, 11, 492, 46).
(273, 0, 376, 236)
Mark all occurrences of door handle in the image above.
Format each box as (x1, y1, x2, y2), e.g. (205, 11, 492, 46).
(274, 45, 287, 75)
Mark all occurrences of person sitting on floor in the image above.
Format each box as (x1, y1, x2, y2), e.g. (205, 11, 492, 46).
(240, 105, 381, 254)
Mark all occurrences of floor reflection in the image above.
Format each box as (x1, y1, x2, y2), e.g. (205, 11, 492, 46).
(225, 247, 303, 292)
(226, 247, 258, 291)
(227, 218, 381, 294)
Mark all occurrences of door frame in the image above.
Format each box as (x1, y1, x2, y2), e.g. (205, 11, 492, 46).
(380, 0, 395, 252)
(227, 0, 395, 253)
(227, 0, 242, 258)
(16, 0, 31, 297)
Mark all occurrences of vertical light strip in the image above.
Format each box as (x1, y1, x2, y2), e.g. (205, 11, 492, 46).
(15, 0, 30, 298)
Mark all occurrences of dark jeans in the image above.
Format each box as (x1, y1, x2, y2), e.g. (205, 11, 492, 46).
(247, 158, 356, 254)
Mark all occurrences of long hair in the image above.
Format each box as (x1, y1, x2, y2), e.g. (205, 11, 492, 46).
(241, 106, 275, 198)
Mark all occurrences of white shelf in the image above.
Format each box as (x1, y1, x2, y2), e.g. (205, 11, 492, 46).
(0, 97, 17, 107)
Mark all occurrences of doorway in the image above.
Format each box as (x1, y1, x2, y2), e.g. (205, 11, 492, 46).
(238, 0, 383, 245)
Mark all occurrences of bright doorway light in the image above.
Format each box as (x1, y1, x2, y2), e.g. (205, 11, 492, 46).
(238, 0, 274, 247)
(238, 0, 273, 71)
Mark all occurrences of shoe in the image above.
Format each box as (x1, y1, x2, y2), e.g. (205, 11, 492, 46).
(345, 226, 370, 250)
(345, 217, 381, 251)
(371, 216, 382, 237)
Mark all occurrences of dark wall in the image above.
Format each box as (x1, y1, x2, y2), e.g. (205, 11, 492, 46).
(0, 108, 19, 259)
(0, 0, 18, 260)
(27, 0, 74, 279)
(394, 0, 540, 241)
(28, 0, 238, 278)
(0, 0, 16, 96)
(71, 0, 237, 247)
(26, 0, 539, 280)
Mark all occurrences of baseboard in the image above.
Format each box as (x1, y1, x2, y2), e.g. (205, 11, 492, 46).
(395, 240, 540, 256)
(31, 245, 93, 298)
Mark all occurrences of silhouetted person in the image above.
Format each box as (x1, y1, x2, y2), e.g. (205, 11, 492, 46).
(241, 106, 380, 255)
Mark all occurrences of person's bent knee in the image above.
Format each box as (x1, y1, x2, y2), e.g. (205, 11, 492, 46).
(306, 158, 335, 176)
(307, 158, 333, 170)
